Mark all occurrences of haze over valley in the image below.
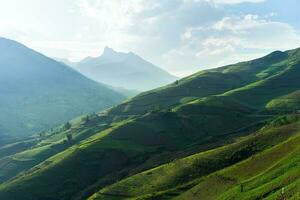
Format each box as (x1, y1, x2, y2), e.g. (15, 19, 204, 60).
(60, 47, 178, 91)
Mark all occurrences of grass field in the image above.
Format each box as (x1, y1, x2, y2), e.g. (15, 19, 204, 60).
(88, 116, 300, 200)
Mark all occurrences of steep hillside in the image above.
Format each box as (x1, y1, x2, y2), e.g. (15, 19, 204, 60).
(0, 48, 299, 200)
(107, 50, 291, 116)
(88, 115, 300, 200)
(0, 38, 125, 137)
(176, 117, 300, 200)
(221, 50, 300, 108)
(267, 90, 300, 111)
(74, 47, 177, 91)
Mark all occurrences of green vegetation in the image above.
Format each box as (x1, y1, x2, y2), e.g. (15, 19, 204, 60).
(88, 117, 300, 200)
(0, 113, 110, 183)
(267, 90, 300, 112)
(109, 49, 290, 116)
(0, 48, 300, 200)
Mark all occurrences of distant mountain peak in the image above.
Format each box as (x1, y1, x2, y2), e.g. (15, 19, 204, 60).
(103, 46, 117, 55)
(0, 38, 125, 136)
(75, 47, 177, 91)
(97, 47, 136, 65)
(101, 47, 136, 60)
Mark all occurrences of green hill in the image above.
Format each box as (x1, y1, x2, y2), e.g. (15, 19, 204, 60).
(0, 48, 299, 200)
(267, 90, 300, 112)
(88, 115, 300, 200)
(176, 117, 300, 200)
(108, 50, 290, 116)
(0, 37, 125, 137)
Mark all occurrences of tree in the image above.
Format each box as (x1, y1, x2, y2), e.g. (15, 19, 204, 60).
(81, 115, 90, 124)
(63, 122, 71, 130)
(39, 131, 45, 138)
(66, 133, 73, 143)
(90, 112, 98, 118)
(240, 184, 244, 192)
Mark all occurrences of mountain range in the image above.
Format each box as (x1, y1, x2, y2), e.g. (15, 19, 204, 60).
(0, 38, 125, 138)
(0, 46, 300, 200)
(66, 47, 177, 91)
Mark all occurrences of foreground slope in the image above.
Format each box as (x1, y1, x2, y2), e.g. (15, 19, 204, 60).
(177, 117, 300, 200)
(89, 115, 300, 200)
(0, 48, 300, 200)
(0, 38, 124, 137)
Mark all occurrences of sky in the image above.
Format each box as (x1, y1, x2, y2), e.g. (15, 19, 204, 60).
(0, 0, 300, 77)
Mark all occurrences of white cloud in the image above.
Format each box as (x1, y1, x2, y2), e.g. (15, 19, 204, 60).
(196, 37, 238, 56)
(74, 0, 164, 56)
(26, 40, 102, 60)
(0, 20, 31, 41)
(214, 14, 262, 33)
(212, 14, 300, 49)
(1, 0, 299, 77)
(162, 13, 300, 77)
(205, 0, 265, 5)
(77, 0, 144, 25)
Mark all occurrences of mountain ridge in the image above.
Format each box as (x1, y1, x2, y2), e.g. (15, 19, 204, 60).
(71, 47, 178, 91)
(0, 37, 125, 137)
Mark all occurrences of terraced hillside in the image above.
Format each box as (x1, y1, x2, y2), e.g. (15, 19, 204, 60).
(89, 115, 300, 200)
(0, 48, 299, 200)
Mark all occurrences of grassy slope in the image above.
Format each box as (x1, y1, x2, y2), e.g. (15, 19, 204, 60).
(0, 49, 299, 200)
(88, 116, 300, 200)
(108, 50, 289, 116)
(86, 49, 300, 199)
(267, 90, 300, 111)
(0, 107, 263, 200)
(0, 114, 112, 183)
(220, 48, 300, 109)
(178, 123, 300, 200)
(0, 138, 38, 158)
(216, 144, 300, 200)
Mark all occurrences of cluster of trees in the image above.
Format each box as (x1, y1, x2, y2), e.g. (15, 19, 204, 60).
(63, 122, 71, 130)
(81, 113, 100, 124)
(81, 115, 90, 124)
(62, 122, 73, 144)
(66, 132, 72, 143)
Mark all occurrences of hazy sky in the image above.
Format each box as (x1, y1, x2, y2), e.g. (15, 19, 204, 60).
(0, 0, 300, 76)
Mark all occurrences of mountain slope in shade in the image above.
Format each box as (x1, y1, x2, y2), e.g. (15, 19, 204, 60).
(73, 47, 178, 91)
(0, 38, 125, 137)
(54, 57, 76, 68)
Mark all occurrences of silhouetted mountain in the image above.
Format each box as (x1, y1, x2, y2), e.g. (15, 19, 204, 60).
(0, 38, 125, 137)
